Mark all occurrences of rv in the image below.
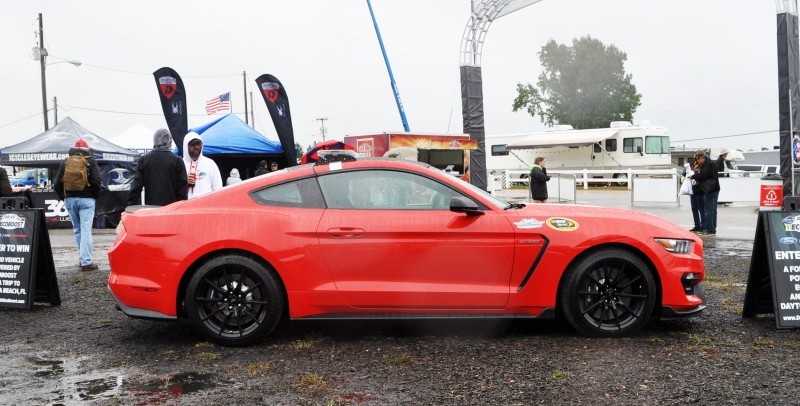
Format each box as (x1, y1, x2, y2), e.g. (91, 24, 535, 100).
(487, 121, 672, 183)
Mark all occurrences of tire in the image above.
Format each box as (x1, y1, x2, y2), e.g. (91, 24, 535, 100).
(186, 254, 284, 346)
(558, 248, 656, 338)
(613, 173, 628, 186)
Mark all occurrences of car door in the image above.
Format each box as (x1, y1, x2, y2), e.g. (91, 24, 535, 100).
(316, 169, 515, 309)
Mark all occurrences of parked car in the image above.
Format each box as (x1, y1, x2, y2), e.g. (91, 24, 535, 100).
(108, 152, 706, 346)
(731, 164, 779, 177)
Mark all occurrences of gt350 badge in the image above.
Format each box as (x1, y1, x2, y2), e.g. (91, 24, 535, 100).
(546, 217, 579, 231)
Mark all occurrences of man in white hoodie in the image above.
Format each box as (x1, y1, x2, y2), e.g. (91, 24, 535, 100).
(182, 132, 222, 199)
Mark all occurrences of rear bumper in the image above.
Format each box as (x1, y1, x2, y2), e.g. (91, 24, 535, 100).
(108, 285, 176, 320)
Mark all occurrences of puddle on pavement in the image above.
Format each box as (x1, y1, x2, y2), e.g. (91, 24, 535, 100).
(0, 347, 125, 404)
(129, 372, 228, 403)
(0, 346, 225, 404)
(703, 239, 753, 259)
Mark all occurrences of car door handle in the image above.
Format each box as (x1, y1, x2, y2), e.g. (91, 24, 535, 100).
(327, 227, 365, 238)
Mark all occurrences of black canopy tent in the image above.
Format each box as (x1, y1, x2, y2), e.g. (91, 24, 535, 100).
(0, 117, 141, 228)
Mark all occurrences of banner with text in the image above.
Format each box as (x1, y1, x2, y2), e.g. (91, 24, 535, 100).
(255, 74, 297, 166)
(153, 67, 189, 156)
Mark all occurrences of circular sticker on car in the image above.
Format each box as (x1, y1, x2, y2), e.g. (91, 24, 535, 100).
(546, 217, 579, 231)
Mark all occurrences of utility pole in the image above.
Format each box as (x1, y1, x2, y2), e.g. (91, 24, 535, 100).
(53, 96, 57, 125)
(249, 91, 254, 127)
(317, 117, 328, 142)
(243, 71, 248, 125)
(39, 13, 48, 131)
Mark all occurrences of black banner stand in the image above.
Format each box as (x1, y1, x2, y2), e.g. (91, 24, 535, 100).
(0, 202, 60, 309)
(743, 211, 800, 329)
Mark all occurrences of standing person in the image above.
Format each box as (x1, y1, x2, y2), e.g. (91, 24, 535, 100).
(687, 150, 705, 232)
(715, 148, 729, 177)
(54, 139, 102, 271)
(269, 162, 279, 172)
(182, 133, 222, 199)
(127, 128, 188, 206)
(226, 168, 243, 186)
(0, 153, 13, 198)
(254, 160, 269, 176)
(529, 156, 550, 203)
(689, 152, 720, 236)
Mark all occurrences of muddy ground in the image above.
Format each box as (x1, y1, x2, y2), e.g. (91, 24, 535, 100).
(0, 237, 798, 405)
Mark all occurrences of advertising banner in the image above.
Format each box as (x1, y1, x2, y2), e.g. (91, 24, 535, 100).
(0, 209, 59, 309)
(255, 74, 297, 166)
(744, 211, 800, 328)
(153, 67, 188, 156)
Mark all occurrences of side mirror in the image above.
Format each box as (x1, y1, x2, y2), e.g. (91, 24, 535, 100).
(450, 196, 483, 216)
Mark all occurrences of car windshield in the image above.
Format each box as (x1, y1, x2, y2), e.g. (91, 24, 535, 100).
(450, 175, 509, 210)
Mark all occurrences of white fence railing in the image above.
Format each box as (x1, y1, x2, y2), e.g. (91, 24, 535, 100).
(496, 169, 767, 206)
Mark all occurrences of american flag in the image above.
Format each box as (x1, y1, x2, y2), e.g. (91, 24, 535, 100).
(205, 92, 231, 114)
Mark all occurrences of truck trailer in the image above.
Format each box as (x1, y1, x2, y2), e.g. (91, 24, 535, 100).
(344, 133, 477, 182)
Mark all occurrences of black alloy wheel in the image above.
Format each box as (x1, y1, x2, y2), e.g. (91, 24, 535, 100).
(186, 255, 283, 346)
(559, 249, 656, 337)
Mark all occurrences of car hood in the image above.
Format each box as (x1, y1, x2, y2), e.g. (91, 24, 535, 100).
(508, 203, 700, 241)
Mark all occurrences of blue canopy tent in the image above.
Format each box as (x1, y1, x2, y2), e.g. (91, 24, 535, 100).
(187, 114, 284, 180)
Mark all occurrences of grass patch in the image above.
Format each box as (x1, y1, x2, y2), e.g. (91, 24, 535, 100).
(384, 354, 415, 368)
(247, 362, 272, 377)
(293, 373, 328, 393)
(196, 352, 220, 362)
(551, 370, 571, 380)
(754, 337, 775, 347)
(687, 333, 714, 344)
(293, 340, 316, 350)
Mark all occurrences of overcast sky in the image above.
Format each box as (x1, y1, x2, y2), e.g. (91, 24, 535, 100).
(0, 0, 785, 153)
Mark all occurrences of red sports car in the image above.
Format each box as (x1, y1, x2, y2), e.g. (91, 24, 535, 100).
(108, 154, 705, 346)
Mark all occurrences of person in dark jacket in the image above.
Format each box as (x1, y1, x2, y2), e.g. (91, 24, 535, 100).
(686, 150, 705, 232)
(0, 165, 13, 198)
(689, 152, 720, 236)
(529, 156, 551, 203)
(254, 160, 269, 176)
(54, 139, 102, 271)
(127, 129, 188, 206)
(715, 148, 729, 177)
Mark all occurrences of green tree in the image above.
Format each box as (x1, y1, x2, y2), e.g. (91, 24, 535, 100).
(295, 142, 304, 157)
(512, 36, 642, 129)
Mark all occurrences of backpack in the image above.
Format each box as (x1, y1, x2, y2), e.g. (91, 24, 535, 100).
(63, 155, 89, 192)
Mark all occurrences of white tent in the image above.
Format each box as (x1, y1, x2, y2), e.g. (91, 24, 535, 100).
(110, 123, 155, 152)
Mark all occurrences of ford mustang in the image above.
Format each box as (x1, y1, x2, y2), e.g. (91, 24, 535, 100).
(108, 153, 705, 346)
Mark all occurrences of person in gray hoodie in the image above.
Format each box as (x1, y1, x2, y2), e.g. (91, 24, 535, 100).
(127, 128, 188, 206)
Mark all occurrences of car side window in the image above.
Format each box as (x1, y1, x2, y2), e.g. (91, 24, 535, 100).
(250, 177, 325, 208)
(318, 170, 465, 210)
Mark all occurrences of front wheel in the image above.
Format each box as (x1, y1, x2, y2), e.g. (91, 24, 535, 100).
(186, 255, 284, 346)
(558, 249, 656, 337)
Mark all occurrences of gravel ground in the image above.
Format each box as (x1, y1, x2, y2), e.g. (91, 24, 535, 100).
(0, 237, 798, 405)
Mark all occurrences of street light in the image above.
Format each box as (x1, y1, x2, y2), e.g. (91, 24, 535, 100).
(33, 13, 81, 131)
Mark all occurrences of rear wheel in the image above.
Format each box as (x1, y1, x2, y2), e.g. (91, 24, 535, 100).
(613, 173, 628, 186)
(558, 249, 656, 337)
(186, 255, 283, 346)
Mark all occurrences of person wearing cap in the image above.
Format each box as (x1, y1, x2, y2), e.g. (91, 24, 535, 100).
(182, 132, 222, 199)
(269, 162, 279, 172)
(686, 150, 706, 232)
(127, 128, 188, 207)
(715, 148, 730, 178)
(688, 149, 720, 236)
(54, 139, 102, 271)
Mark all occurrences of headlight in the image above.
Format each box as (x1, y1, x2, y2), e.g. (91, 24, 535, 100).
(654, 238, 693, 254)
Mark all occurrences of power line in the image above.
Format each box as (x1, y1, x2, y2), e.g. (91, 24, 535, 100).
(0, 111, 43, 130)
